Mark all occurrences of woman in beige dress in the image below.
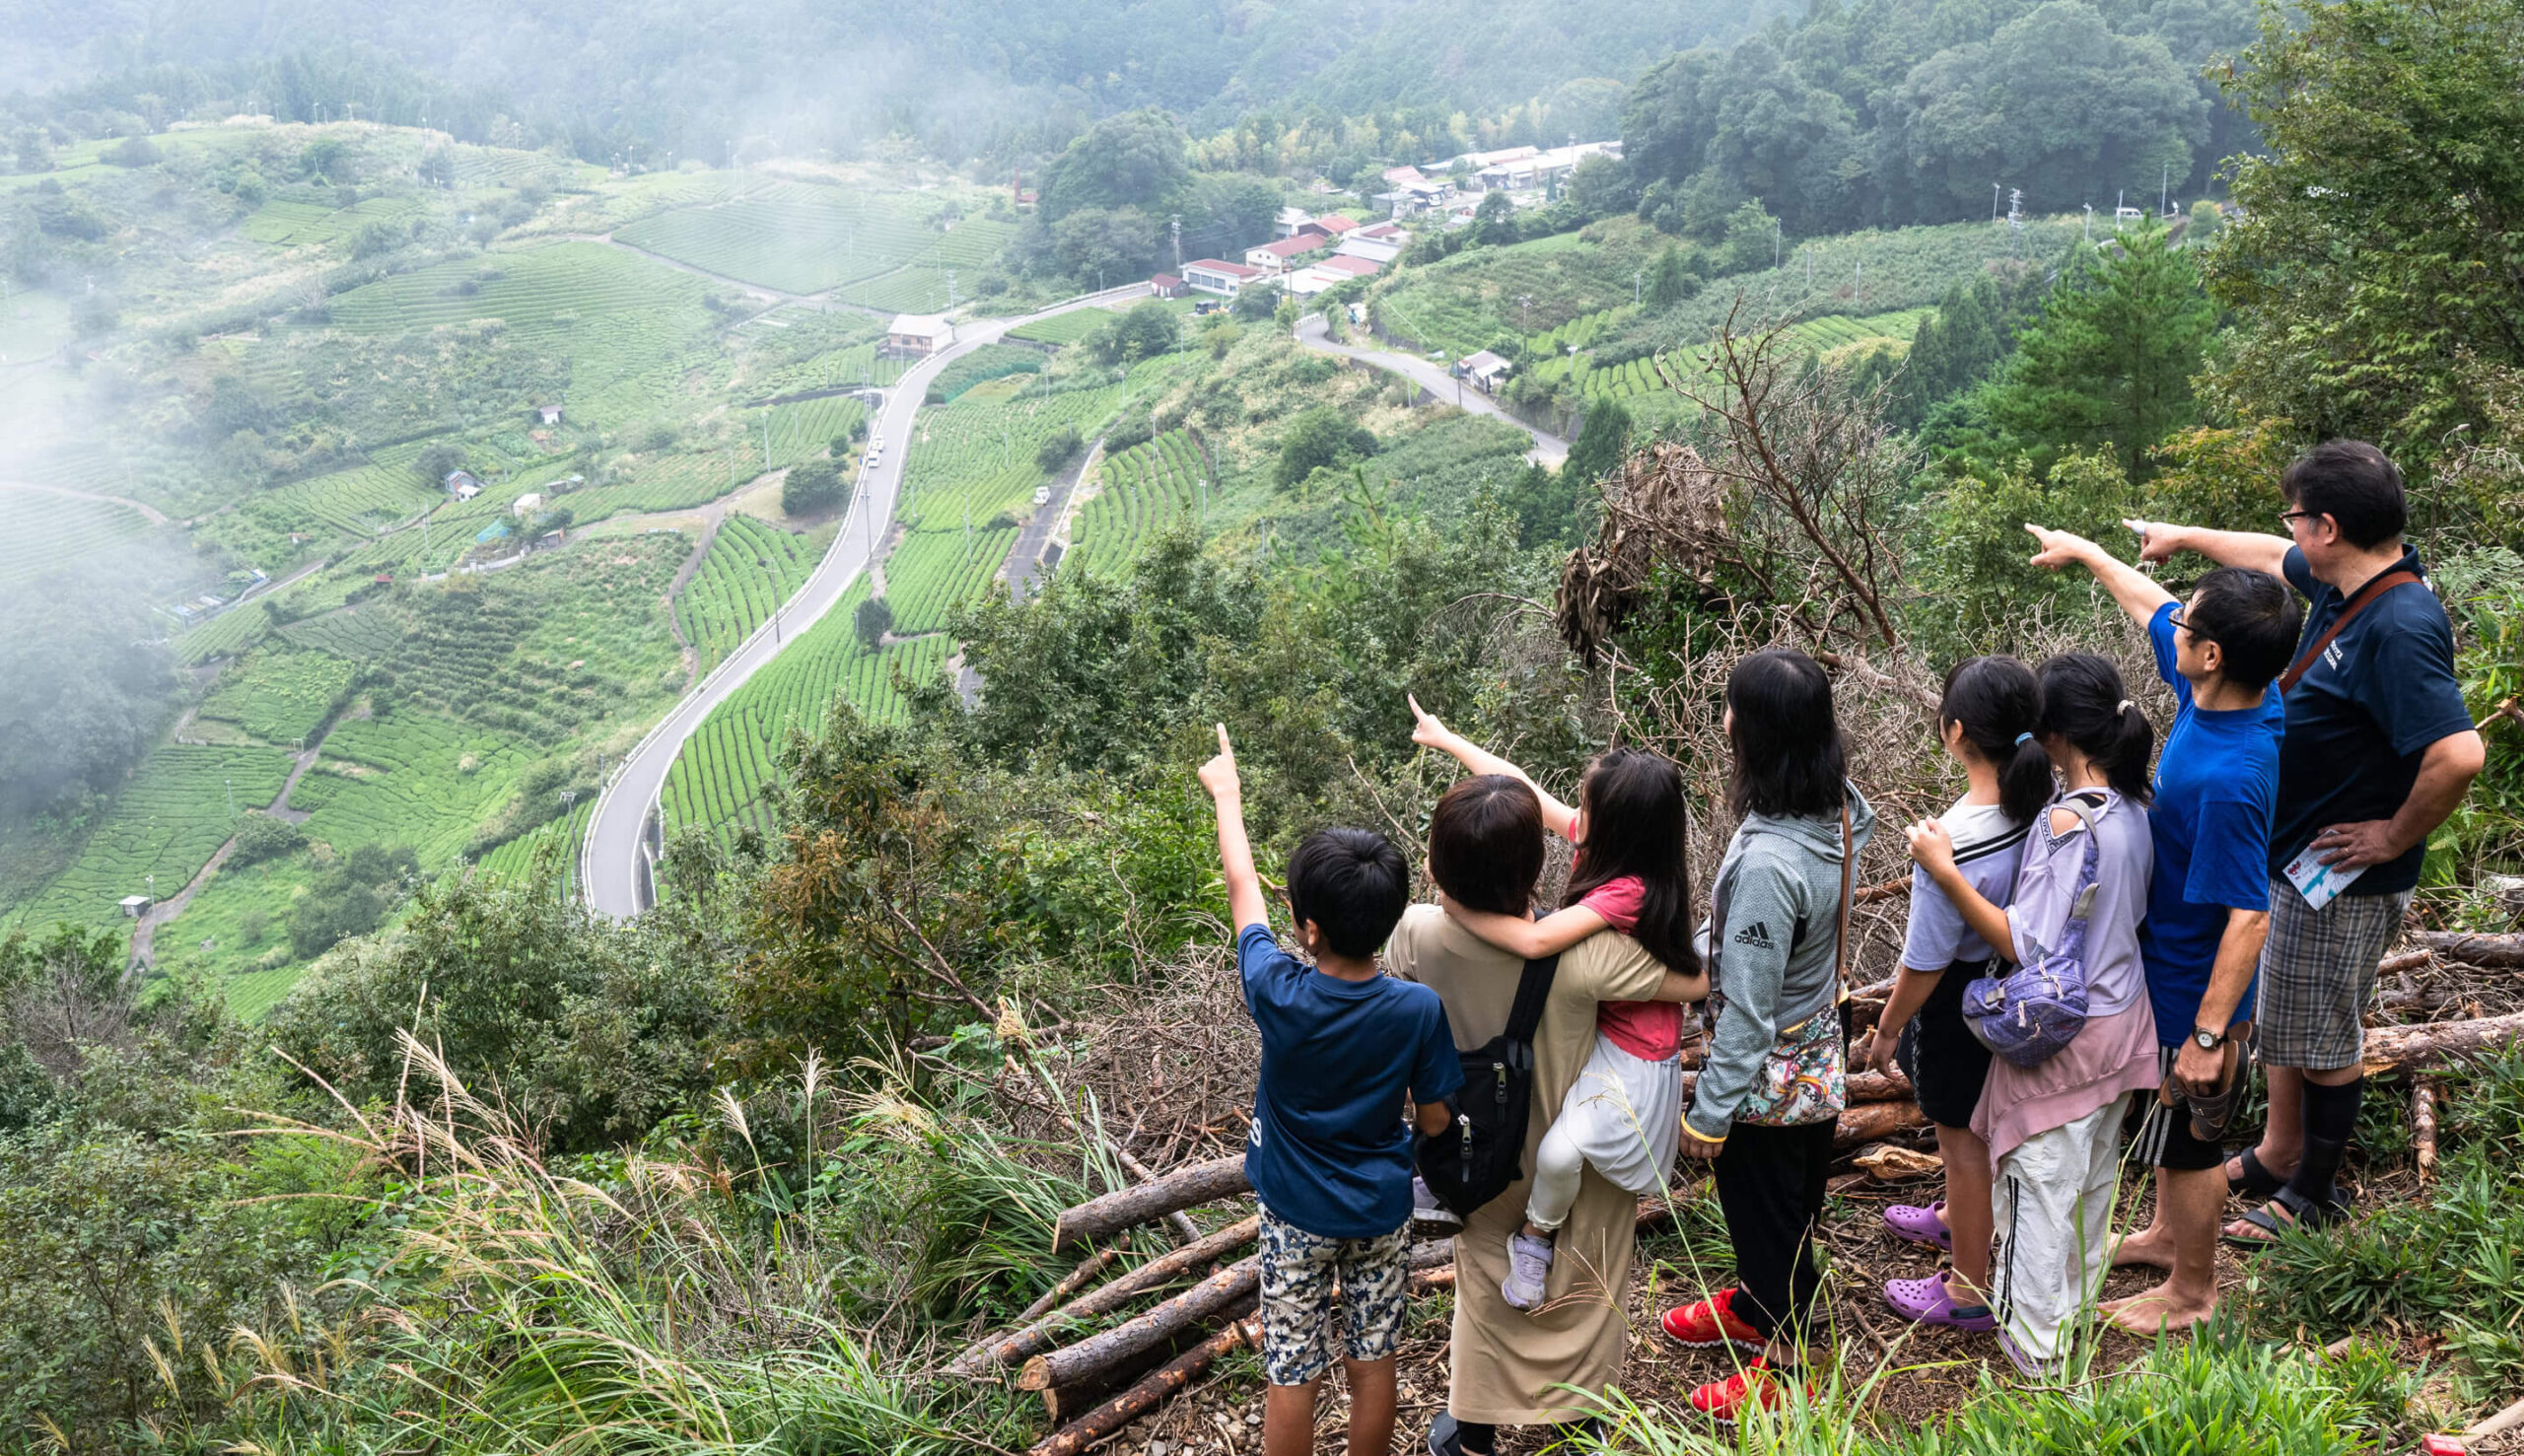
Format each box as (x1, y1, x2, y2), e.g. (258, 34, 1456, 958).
(1385, 773, 1678, 1454)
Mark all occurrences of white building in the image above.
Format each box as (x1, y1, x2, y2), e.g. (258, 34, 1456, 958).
(1181, 258, 1264, 298)
(885, 313, 955, 356)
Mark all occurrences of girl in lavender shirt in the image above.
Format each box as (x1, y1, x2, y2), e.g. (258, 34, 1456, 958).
(1906, 653, 2159, 1378)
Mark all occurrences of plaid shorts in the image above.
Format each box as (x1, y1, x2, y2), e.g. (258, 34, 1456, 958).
(1257, 1206, 1412, 1386)
(2255, 878, 2412, 1072)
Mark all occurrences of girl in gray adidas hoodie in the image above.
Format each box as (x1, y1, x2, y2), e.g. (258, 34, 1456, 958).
(1658, 649, 1873, 1421)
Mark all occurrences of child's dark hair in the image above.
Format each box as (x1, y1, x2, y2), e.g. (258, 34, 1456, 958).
(1428, 775, 1545, 915)
(1725, 648, 1847, 819)
(1568, 747, 1697, 976)
(2035, 653, 2154, 804)
(1939, 655, 2052, 825)
(1287, 827, 1411, 958)
(2185, 566, 2304, 692)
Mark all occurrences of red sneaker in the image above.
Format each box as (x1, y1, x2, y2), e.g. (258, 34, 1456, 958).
(1688, 1356, 1810, 1424)
(1658, 1287, 1765, 1352)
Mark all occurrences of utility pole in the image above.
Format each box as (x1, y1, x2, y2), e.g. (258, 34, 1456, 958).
(1774, 216, 1782, 269)
(1516, 293, 1532, 332)
(2084, 203, 2093, 243)
(1993, 182, 2001, 223)
(1171, 214, 1183, 272)
(2161, 161, 2171, 218)
(946, 271, 956, 310)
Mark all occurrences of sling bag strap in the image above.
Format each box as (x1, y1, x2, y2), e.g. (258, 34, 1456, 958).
(1831, 798, 1855, 991)
(1503, 950, 1561, 1049)
(2277, 569, 2420, 694)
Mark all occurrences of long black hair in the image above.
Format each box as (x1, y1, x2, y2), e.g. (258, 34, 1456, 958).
(1940, 655, 2052, 825)
(1725, 648, 1847, 819)
(2035, 653, 2154, 804)
(1566, 746, 1696, 976)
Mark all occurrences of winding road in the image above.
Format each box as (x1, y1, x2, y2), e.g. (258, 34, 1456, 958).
(580, 284, 1150, 917)
(1294, 312, 1570, 466)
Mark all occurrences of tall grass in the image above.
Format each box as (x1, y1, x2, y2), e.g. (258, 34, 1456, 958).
(222, 1036, 1051, 1456)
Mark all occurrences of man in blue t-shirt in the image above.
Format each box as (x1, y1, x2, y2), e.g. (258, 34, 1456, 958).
(2133, 440, 2485, 1245)
(1198, 726, 1460, 1456)
(2028, 523, 2298, 1332)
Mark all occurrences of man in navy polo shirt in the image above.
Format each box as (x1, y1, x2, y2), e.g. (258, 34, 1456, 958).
(2134, 440, 2484, 1243)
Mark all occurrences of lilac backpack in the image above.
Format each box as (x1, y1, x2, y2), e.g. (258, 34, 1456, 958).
(1962, 795, 2101, 1068)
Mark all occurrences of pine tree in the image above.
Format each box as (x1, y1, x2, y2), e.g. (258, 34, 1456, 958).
(1648, 243, 1694, 309)
(1565, 399, 1633, 484)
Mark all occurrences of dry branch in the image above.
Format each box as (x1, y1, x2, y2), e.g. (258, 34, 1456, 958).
(2405, 933, 2524, 969)
(1013, 1248, 1123, 1327)
(1052, 1154, 1250, 1252)
(2413, 1078, 2438, 1184)
(1019, 1257, 1261, 1391)
(2359, 1010, 2524, 1075)
(947, 1215, 1262, 1377)
(1834, 1100, 1931, 1144)
(1024, 1317, 1261, 1456)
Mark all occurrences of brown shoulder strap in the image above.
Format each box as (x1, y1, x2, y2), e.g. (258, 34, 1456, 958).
(2278, 570, 2420, 694)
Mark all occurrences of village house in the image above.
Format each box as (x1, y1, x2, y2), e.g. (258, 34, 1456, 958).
(536, 404, 563, 426)
(1181, 258, 1264, 298)
(1285, 252, 1383, 297)
(1334, 235, 1404, 266)
(1242, 234, 1328, 274)
(1272, 205, 1316, 238)
(885, 312, 955, 356)
(444, 469, 482, 501)
(1456, 349, 1513, 393)
(1149, 272, 1188, 299)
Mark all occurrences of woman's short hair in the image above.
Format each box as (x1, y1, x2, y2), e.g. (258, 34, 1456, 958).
(1726, 648, 1847, 819)
(1427, 774, 1545, 915)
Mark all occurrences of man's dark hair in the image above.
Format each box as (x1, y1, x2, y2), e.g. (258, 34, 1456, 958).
(2281, 439, 2407, 549)
(1428, 776, 1544, 915)
(2186, 566, 2305, 692)
(1287, 827, 1411, 958)
(1726, 648, 1847, 819)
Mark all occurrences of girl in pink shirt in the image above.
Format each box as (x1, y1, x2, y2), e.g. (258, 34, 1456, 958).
(1411, 699, 1702, 1311)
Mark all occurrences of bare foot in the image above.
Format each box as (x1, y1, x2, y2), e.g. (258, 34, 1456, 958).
(2103, 1283, 2217, 1334)
(2110, 1226, 2176, 1270)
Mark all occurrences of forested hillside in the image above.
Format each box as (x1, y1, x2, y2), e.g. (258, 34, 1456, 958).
(8, 0, 2524, 1451)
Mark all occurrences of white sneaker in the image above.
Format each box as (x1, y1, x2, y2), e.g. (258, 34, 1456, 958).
(1412, 1175, 1461, 1232)
(1501, 1232, 1555, 1310)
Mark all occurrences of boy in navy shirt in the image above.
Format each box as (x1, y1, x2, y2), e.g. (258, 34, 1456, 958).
(2024, 523, 2297, 1331)
(1199, 726, 1460, 1456)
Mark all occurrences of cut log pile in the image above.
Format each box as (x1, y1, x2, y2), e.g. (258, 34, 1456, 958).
(975, 930, 2524, 1453)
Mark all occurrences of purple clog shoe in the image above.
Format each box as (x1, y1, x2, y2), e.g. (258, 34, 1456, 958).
(1882, 1200, 1953, 1252)
(1884, 1271, 1998, 1332)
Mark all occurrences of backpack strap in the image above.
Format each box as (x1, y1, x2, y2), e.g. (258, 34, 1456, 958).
(1504, 951, 1561, 1047)
(2278, 569, 2419, 693)
(2050, 793, 2107, 928)
(1831, 799, 1854, 994)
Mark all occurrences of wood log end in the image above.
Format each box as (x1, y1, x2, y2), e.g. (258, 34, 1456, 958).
(1017, 1354, 1055, 1392)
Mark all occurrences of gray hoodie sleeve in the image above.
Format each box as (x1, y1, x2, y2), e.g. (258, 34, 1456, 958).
(1687, 848, 1807, 1141)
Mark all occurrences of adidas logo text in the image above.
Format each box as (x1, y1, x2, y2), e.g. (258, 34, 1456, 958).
(1731, 922, 1774, 948)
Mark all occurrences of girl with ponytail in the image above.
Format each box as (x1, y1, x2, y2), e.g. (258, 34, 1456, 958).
(1862, 656, 2048, 1336)
(1904, 651, 2161, 1377)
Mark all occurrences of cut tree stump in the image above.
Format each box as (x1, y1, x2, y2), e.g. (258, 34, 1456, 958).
(2360, 1010, 2524, 1076)
(1025, 1317, 1262, 1456)
(946, 1214, 1262, 1377)
(1052, 1155, 1250, 1252)
(1834, 1100, 1929, 1145)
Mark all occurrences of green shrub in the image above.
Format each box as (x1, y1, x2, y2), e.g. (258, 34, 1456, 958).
(785, 456, 848, 515)
(228, 812, 306, 867)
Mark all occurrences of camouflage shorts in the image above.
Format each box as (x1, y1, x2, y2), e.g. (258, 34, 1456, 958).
(1257, 1206, 1412, 1385)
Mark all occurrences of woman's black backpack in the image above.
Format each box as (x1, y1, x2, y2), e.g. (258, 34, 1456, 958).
(1415, 953, 1559, 1217)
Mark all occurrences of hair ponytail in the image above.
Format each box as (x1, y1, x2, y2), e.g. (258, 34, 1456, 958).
(1938, 655, 2051, 824)
(2035, 653, 2154, 804)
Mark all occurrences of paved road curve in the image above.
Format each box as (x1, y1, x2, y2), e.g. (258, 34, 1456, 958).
(1293, 312, 1570, 466)
(581, 286, 1150, 917)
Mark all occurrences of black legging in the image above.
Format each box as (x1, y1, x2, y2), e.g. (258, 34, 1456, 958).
(1710, 1119, 1836, 1344)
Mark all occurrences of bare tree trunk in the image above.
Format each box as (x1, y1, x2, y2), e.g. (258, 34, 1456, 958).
(1052, 1155, 1250, 1252)
(1019, 1257, 1260, 1391)
(2360, 1010, 2524, 1075)
(1026, 1318, 1262, 1456)
(946, 1215, 1261, 1378)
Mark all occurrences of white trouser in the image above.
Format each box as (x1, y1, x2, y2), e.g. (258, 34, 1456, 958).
(1522, 1033, 1681, 1232)
(1991, 1092, 2132, 1363)
(1524, 1115, 1588, 1232)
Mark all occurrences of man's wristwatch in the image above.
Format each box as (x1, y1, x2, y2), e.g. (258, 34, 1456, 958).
(2192, 1025, 2225, 1051)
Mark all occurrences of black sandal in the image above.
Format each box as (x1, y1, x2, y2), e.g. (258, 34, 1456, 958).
(2227, 1146, 2286, 1200)
(2223, 1186, 2341, 1250)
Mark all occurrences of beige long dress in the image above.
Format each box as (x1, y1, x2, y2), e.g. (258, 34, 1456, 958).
(1384, 904, 1668, 1426)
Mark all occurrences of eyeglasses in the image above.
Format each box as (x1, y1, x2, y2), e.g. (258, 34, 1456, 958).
(2279, 509, 2314, 530)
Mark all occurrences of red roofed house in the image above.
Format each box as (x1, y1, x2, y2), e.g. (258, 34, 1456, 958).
(1150, 273, 1188, 298)
(1181, 258, 1264, 298)
(1305, 214, 1360, 237)
(1242, 234, 1329, 274)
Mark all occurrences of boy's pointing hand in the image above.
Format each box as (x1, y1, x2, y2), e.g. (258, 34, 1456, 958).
(1198, 723, 1242, 801)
